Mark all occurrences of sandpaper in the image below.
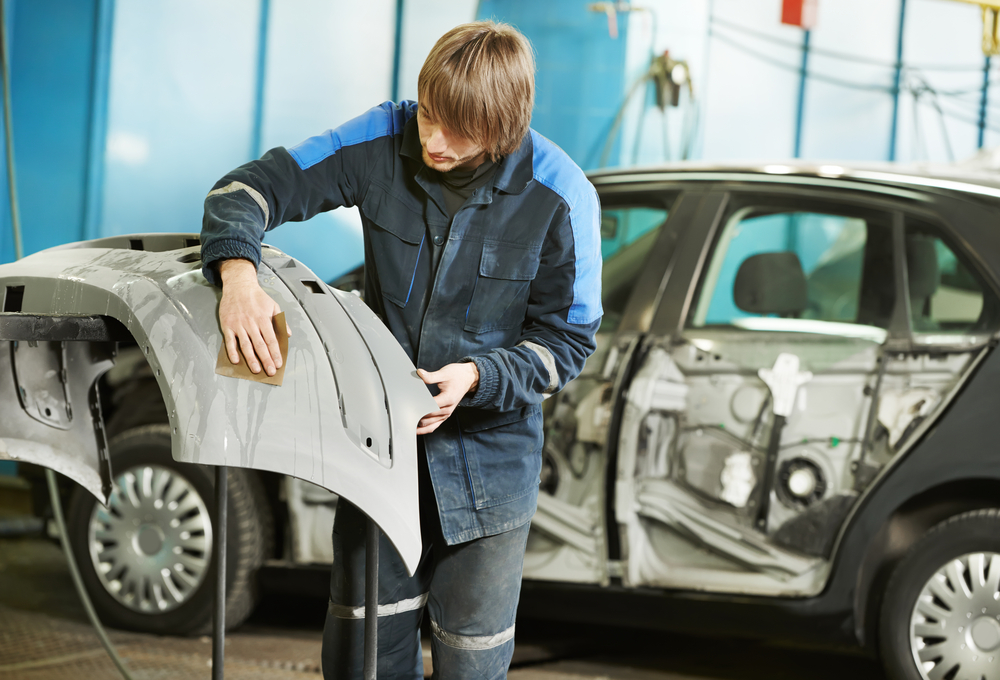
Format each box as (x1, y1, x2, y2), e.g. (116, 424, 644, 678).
(215, 312, 288, 386)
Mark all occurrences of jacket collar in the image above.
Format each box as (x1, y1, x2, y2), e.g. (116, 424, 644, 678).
(400, 115, 534, 196)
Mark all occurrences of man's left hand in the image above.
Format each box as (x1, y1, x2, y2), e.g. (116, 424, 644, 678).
(416, 362, 479, 435)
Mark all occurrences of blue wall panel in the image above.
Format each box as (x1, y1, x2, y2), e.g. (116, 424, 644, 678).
(100, 0, 259, 240)
(478, 0, 628, 170)
(257, 0, 397, 282)
(3, 0, 98, 261)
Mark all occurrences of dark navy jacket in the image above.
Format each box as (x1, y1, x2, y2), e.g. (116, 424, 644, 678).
(201, 101, 602, 544)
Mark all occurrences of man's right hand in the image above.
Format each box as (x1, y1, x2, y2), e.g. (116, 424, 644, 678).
(218, 258, 290, 376)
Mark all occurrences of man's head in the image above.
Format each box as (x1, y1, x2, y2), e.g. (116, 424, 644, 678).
(417, 21, 535, 172)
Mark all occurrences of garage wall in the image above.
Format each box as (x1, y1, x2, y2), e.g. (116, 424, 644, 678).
(478, 0, 631, 169)
(0, 0, 996, 273)
(0, 0, 102, 263)
(642, 0, 993, 164)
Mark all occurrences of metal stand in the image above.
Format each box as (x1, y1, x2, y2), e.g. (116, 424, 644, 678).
(210, 465, 379, 679)
(364, 518, 379, 680)
(213, 466, 228, 680)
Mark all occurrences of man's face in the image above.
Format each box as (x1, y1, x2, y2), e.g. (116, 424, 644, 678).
(417, 101, 488, 172)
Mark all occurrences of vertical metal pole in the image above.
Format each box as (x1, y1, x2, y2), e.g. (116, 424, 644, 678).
(888, 0, 907, 161)
(792, 29, 810, 159)
(390, 0, 405, 102)
(213, 466, 228, 680)
(363, 518, 379, 680)
(250, 0, 270, 159)
(979, 55, 991, 149)
(0, 0, 22, 261)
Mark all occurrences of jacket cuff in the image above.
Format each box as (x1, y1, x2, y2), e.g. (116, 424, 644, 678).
(460, 355, 499, 408)
(201, 239, 261, 287)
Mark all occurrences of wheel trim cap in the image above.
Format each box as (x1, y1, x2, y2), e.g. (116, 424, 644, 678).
(910, 552, 1000, 680)
(88, 464, 212, 614)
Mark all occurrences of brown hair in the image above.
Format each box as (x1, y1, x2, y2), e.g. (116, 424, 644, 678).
(418, 21, 535, 161)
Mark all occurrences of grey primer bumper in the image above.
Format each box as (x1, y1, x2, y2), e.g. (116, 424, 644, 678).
(0, 234, 436, 574)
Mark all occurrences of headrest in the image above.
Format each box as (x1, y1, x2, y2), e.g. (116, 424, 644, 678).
(734, 252, 807, 316)
(906, 235, 940, 300)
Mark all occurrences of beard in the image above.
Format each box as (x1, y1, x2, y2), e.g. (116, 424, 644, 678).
(421, 146, 485, 173)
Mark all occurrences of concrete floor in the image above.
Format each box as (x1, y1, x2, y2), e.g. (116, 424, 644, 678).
(0, 480, 888, 679)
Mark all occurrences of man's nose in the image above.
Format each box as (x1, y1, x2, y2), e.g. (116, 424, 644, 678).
(426, 127, 449, 155)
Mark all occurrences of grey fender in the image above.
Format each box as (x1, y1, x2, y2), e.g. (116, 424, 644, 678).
(0, 234, 436, 575)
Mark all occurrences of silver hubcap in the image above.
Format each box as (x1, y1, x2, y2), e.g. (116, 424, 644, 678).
(87, 465, 212, 614)
(910, 552, 1000, 680)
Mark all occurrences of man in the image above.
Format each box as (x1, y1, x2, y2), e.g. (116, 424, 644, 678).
(200, 21, 602, 679)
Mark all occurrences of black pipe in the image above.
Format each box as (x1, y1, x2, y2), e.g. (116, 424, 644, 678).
(888, 0, 907, 161)
(364, 518, 379, 680)
(793, 29, 811, 159)
(213, 466, 228, 680)
(390, 0, 405, 103)
(979, 55, 992, 149)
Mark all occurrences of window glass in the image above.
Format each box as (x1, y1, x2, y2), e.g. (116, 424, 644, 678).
(690, 208, 895, 335)
(905, 220, 996, 334)
(600, 205, 670, 332)
(601, 206, 666, 259)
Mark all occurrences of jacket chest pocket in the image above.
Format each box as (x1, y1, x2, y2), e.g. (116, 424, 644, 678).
(464, 242, 541, 333)
(362, 189, 426, 308)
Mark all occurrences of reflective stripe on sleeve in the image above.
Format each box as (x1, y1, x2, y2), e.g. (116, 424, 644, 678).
(207, 181, 271, 229)
(430, 619, 516, 651)
(327, 592, 428, 620)
(518, 340, 559, 394)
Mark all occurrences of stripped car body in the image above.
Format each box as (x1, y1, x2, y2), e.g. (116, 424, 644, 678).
(0, 234, 435, 575)
(518, 162, 1000, 678)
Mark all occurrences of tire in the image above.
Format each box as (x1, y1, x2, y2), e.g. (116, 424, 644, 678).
(879, 509, 1000, 680)
(66, 424, 273, 635)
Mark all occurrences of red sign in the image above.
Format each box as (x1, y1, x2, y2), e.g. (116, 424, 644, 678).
(781, 0, 818, 29)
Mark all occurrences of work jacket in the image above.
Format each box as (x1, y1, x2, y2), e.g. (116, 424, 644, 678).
(201, 101, 602, 544)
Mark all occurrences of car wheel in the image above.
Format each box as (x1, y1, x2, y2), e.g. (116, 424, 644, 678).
(879, 509, 1000, 680)
(66, 424, 273, 635)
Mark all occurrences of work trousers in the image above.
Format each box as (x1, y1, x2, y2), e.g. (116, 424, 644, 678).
(321, 451, 532, 680)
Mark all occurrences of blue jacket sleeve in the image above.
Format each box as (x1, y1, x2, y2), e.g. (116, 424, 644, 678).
(463, 187, 603, 411)
(200, 101, 410, 285)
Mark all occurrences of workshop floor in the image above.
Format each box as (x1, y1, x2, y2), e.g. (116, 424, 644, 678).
(0, 482, 887, 679)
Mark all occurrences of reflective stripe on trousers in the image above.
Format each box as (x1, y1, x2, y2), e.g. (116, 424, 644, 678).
(321, 456, 532, 680)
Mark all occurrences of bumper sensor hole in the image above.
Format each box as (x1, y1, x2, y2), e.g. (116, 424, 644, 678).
(3, 285, 23, 312)
(301, 280, 326, 294)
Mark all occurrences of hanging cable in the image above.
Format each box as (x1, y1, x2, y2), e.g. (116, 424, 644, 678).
(0, 1, 135, 677)
(709, 28, 894, 93)
(711, 15, 994, 72)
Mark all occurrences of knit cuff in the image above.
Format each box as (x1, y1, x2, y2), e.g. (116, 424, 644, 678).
(460, 355, 498, 408)
(201, 238, 261, 287)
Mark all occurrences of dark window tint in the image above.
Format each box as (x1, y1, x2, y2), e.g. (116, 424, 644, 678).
(905, 220, 998, 334)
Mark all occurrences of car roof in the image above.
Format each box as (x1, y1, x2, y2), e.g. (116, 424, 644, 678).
(587, 160, 1000, 203)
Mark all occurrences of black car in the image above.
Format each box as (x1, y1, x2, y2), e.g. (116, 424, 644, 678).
(523, 161, 1000, 680)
